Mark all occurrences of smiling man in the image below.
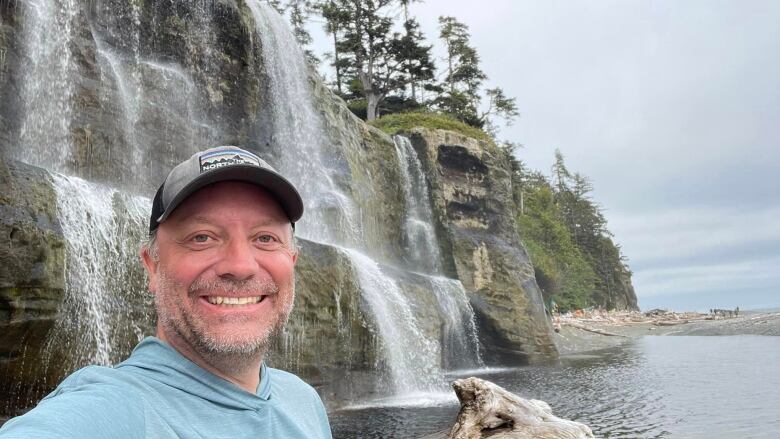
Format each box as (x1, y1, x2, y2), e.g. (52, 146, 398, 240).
(0, 146, 332, 438)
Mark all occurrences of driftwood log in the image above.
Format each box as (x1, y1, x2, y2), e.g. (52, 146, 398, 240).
(443, 377, 594, 439)
(561, 321, 627, 337)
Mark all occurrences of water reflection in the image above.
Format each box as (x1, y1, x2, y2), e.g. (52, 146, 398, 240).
(330, 335, 780, 438)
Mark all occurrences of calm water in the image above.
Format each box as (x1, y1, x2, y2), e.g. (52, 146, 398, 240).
(330, 335, 780, 438)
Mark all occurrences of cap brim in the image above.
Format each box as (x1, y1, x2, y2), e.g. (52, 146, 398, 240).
(156, 164, 303, 224)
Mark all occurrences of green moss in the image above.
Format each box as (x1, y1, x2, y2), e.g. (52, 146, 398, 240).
(369, 111, 492, 142)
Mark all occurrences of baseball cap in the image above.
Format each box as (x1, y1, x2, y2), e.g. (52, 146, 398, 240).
(149, 146, 303, 233)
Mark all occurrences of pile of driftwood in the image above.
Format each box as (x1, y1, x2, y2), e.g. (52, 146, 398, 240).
(557, 309, 710, 331)
(423, 378, 593, 439)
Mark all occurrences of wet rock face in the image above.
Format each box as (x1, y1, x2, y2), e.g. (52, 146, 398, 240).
(271, 239, 377, 395)
(0, 0, 266, 190)
(0, 158, 66, 416)
(407, 128, 558, 364)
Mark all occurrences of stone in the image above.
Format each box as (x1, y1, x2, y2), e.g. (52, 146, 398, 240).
(0, 157, 67, 417)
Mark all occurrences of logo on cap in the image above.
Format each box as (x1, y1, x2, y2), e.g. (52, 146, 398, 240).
(199, 149, 261, 173)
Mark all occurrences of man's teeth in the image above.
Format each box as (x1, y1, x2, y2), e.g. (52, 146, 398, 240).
(206, 296, 263, 306)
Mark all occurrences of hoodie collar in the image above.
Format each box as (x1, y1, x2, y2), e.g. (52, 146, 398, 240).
(117, 337, 272, 409)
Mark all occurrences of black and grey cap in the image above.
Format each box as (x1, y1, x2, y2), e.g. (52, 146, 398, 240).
(149, 146, 303, 233)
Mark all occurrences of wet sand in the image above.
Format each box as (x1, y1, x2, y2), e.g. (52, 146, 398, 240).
(554, 311, 780, 356)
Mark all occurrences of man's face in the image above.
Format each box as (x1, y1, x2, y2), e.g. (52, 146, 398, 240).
(142, 181, 297, 358)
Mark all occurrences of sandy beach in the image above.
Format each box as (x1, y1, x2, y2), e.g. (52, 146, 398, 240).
(553, 309, 780, 356)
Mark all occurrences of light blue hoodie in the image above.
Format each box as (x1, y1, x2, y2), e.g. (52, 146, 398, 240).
(0, 337, 332, 438)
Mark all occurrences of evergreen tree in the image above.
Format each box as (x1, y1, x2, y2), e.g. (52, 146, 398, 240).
(317, 0, 352, 93)
(269, 0, 320, 66)
(435, 16, 517, 131)
(288, 0, 320, 66)
(317, 0, 435, 120)
(545, 149, 633, 310)
(435, 16, 486, 126)
(394, 17, 435, 104)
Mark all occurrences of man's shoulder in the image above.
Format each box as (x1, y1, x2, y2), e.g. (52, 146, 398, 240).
(266, 366, 321, 397)
(0, 365, 146, 438)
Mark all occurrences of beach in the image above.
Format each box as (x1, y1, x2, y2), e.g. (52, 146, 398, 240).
(554, 309, 780, 356)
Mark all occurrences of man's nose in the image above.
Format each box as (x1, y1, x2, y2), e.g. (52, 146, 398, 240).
(215, 238, 259, 280)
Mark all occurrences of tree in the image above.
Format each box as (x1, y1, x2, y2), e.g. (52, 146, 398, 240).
(288, 0, 320, 66)
(479, 87, 518, 133)
(318, 0, 436, 120)
(317, 0, 352, 93)
(435, 16, 486, 126)
(393, 17, 435, 104)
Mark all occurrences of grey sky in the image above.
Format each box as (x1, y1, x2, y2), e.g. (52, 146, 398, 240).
(308, 0, 780, 311)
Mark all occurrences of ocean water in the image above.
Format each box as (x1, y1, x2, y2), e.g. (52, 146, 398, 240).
(330, 335, 780, 438)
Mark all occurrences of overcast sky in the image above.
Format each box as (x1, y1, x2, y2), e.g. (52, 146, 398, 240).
(308, 0, 780, 311)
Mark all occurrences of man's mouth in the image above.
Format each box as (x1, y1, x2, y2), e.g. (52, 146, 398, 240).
(205, 296, 265, 306)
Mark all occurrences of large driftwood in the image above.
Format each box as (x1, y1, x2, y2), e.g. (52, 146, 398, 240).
(563, 321, 628, 337)
(445, 377, 594, 439)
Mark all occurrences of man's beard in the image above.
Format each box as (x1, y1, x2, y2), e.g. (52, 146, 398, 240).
(155, 268, 295, 363)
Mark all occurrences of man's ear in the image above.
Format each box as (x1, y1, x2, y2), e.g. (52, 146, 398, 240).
(140, 247, 159, 294)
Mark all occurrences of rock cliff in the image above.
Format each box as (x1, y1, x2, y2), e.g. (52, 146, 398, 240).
(405, 129, 557, 363)
(0, 0, 559, 416)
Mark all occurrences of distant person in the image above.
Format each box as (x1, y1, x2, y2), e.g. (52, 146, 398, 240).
(0, 146, 332, 438)
(735, 306, 740, 317)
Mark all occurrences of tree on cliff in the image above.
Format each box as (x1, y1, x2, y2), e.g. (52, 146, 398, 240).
(316, 0, 351, 94)
(318, 0, 434, 119)
(435, 16, 517, 130)
(318, 0, 435, 120)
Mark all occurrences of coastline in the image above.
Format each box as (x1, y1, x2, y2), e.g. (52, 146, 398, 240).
(553, 310, 780, 356)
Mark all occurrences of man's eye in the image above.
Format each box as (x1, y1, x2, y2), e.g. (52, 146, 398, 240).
(257, 234, 277, 244)
(193, 234, 211, 243)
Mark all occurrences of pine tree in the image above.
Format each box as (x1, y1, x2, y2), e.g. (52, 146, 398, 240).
(435, 16, 486, 126)
(393, 17, 435, 104)
(317, 0, 436, 120)
(317, 0, 352, 93)
(287, 0, 320, 66)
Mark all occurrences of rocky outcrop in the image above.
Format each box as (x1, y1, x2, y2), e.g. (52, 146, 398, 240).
(0, 158, 66, 416)
(406, 129, 558, 363)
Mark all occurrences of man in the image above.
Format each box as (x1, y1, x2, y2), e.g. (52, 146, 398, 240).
(0, 146, 332, 438)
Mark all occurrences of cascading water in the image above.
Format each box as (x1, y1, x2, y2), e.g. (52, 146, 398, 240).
(393, 135, 443, 273)
(393, 134, 484, 370)
(342, 248, 448, 397)
(44, 174, 152, 369)
(248, 1, 362, 247)
(16, 0, 78, 172)
(428, 276, 483, 370)
(248, 4, 481, 400)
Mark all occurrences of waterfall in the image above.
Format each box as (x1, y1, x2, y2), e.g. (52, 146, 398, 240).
(248, 1, 362, 247)
(2, 0, 490, 410)
(393, 135, 443, 273)
(44, 174, 152, 369)
(341, 248, 446, 395)
(427, 276, 483, 370)
(16, 0, 79, 172)
(248, 4, 468, 398)
(393, 134, 484, 370)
